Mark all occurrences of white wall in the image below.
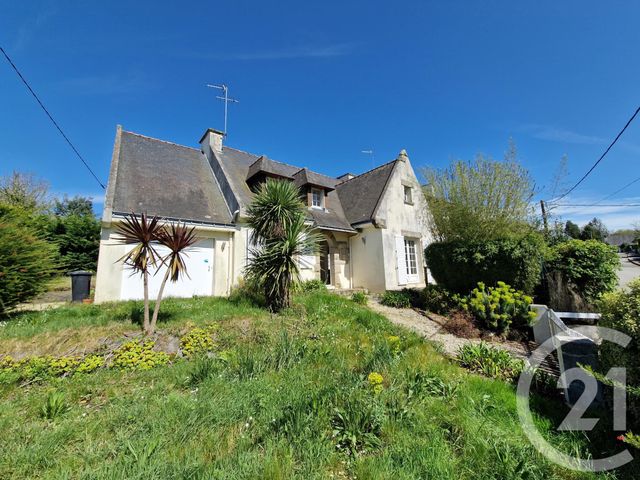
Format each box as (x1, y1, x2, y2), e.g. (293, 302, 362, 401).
(95, 222, 236, 303)
(374, 154, 432, 291)
(350, 226, 386, 292)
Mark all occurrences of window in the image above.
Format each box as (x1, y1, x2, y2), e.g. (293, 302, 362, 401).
(404, 239, 418, 277)
(311, 188, 323, 208)
(403, 185, 413, 204)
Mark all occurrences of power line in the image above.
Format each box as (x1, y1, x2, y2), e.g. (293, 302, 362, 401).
(551, 203, 640, 208)
(1, 46, 106, 190)
(592, 175, 640, 205)
(549, 106, 640, 204)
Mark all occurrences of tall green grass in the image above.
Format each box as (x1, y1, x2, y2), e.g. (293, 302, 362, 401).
(0, 291, 630, 478)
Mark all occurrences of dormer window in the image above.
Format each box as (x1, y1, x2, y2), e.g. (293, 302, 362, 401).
(311, 188, 323, 209)
(403, 185, 413, 205)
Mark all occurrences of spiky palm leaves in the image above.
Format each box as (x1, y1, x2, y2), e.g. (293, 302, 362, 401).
(245, 179, 321, 311)
(151, 223, 197, 329)
(117, 213, 163, 334)
(117, 213, 197, 335)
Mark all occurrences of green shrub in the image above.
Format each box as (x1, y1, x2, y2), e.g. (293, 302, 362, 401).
(298, 279, 327, 293)
(380, 290, 412, 308)
(180, 326, 217, 358)
(461, 282, 535, 333)
(546, 239, 620, 303)
(0, 206, 58, 313)
(112, 341, 170, 371)
(40, 392, 70, 420)
(457, 342, 523, 381)
(424, 234, 545, 294)
(421, 284, 458, 314)
(598, 279, 640, 427)
(351, 291, 367, 304)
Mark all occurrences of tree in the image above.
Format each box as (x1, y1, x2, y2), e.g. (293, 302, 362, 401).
(0, 171, 49, 212)
(564, 220, 581, 239)
(421, 146, 535, 242)
(580, 217, 608, 242)
(54, 195, 94, 217)
(51, 196, 100, 272)
(245, 179, 321, 312)
(0, 206, 57, 313)
(150, 223, 197, 332)
(116, 213, 163, 334)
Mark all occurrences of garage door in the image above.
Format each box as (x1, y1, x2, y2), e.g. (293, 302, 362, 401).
(120, 239, 214, 300)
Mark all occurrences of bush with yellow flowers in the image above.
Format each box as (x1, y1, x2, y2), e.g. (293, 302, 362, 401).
(47, 356, 82, 376)
(461, 281, 535, 333)
(367, 371, 384, 394)
(180, 326, 217, 358)
(76, 355, 105, 374)
(112, 340, 170, 371)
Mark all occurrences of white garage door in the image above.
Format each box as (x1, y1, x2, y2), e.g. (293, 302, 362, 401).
(120, 239, 214, 300)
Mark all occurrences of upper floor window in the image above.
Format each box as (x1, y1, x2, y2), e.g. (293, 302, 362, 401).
(403, 185, 413, 204)
(311, 188, 323, 209)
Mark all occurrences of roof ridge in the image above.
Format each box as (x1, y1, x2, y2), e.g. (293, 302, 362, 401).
(337, 159, 398, 185)
(122, 130, 199, 151)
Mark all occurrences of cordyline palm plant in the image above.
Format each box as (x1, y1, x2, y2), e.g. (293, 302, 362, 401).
(117, 213, 163, 334)
(150, 223, 197, 331)
(245, 179, 321, 312)
(117, 213, 197, 335)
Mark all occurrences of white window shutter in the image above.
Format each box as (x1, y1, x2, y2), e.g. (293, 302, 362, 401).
(396, 235, 408, 286)
(297, 233, 316, 270)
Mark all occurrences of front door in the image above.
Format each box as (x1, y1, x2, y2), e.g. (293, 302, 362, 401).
(319, 241, 330, 285)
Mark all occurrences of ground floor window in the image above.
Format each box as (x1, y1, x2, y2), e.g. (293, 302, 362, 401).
(404, 238, 418, 277)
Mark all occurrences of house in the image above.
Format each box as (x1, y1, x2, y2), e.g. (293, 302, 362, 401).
(94, 126, 432, 302)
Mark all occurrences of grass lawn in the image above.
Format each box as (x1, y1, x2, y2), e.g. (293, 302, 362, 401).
(0, 292, 630, 479)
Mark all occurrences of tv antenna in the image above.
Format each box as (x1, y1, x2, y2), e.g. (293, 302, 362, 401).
(206, 83, 239, 136)
(361, 149, 375, 168)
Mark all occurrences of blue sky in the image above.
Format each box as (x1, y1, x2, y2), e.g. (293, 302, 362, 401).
(1, 1, 639, 230)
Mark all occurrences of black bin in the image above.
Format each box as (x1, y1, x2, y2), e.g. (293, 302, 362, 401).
(69, 271, 92, 302)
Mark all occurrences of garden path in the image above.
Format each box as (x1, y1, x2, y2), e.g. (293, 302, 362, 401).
(368, 298, 531, 360)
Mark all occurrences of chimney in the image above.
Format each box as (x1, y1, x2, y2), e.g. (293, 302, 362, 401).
(199, 128, 224, 155)
(337, 172, 355, 183)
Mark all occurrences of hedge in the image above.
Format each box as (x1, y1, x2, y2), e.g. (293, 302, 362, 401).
(546, 239, 619, 303)
(424, 234, 544, 294)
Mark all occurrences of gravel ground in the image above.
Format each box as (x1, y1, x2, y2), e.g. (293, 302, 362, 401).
(368, 298, 531, 360)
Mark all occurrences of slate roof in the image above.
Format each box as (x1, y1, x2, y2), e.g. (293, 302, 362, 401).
(215, 147, 354, 232)
(110, 131, 232, 224)
(246, 156, 298, 181)
(293, 168, 336, 191)
(335, 160, 398, 225)
(107, 128, 398, 232)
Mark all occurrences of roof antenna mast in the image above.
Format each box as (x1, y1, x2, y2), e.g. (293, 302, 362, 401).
(361, 149, 375, 168)
(205, 83, 239, 136)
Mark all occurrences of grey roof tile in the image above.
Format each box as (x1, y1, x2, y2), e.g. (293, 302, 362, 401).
(216, 147, 355, 232)
(111, 131, 232, 224)
(335, 161, 398, 225)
